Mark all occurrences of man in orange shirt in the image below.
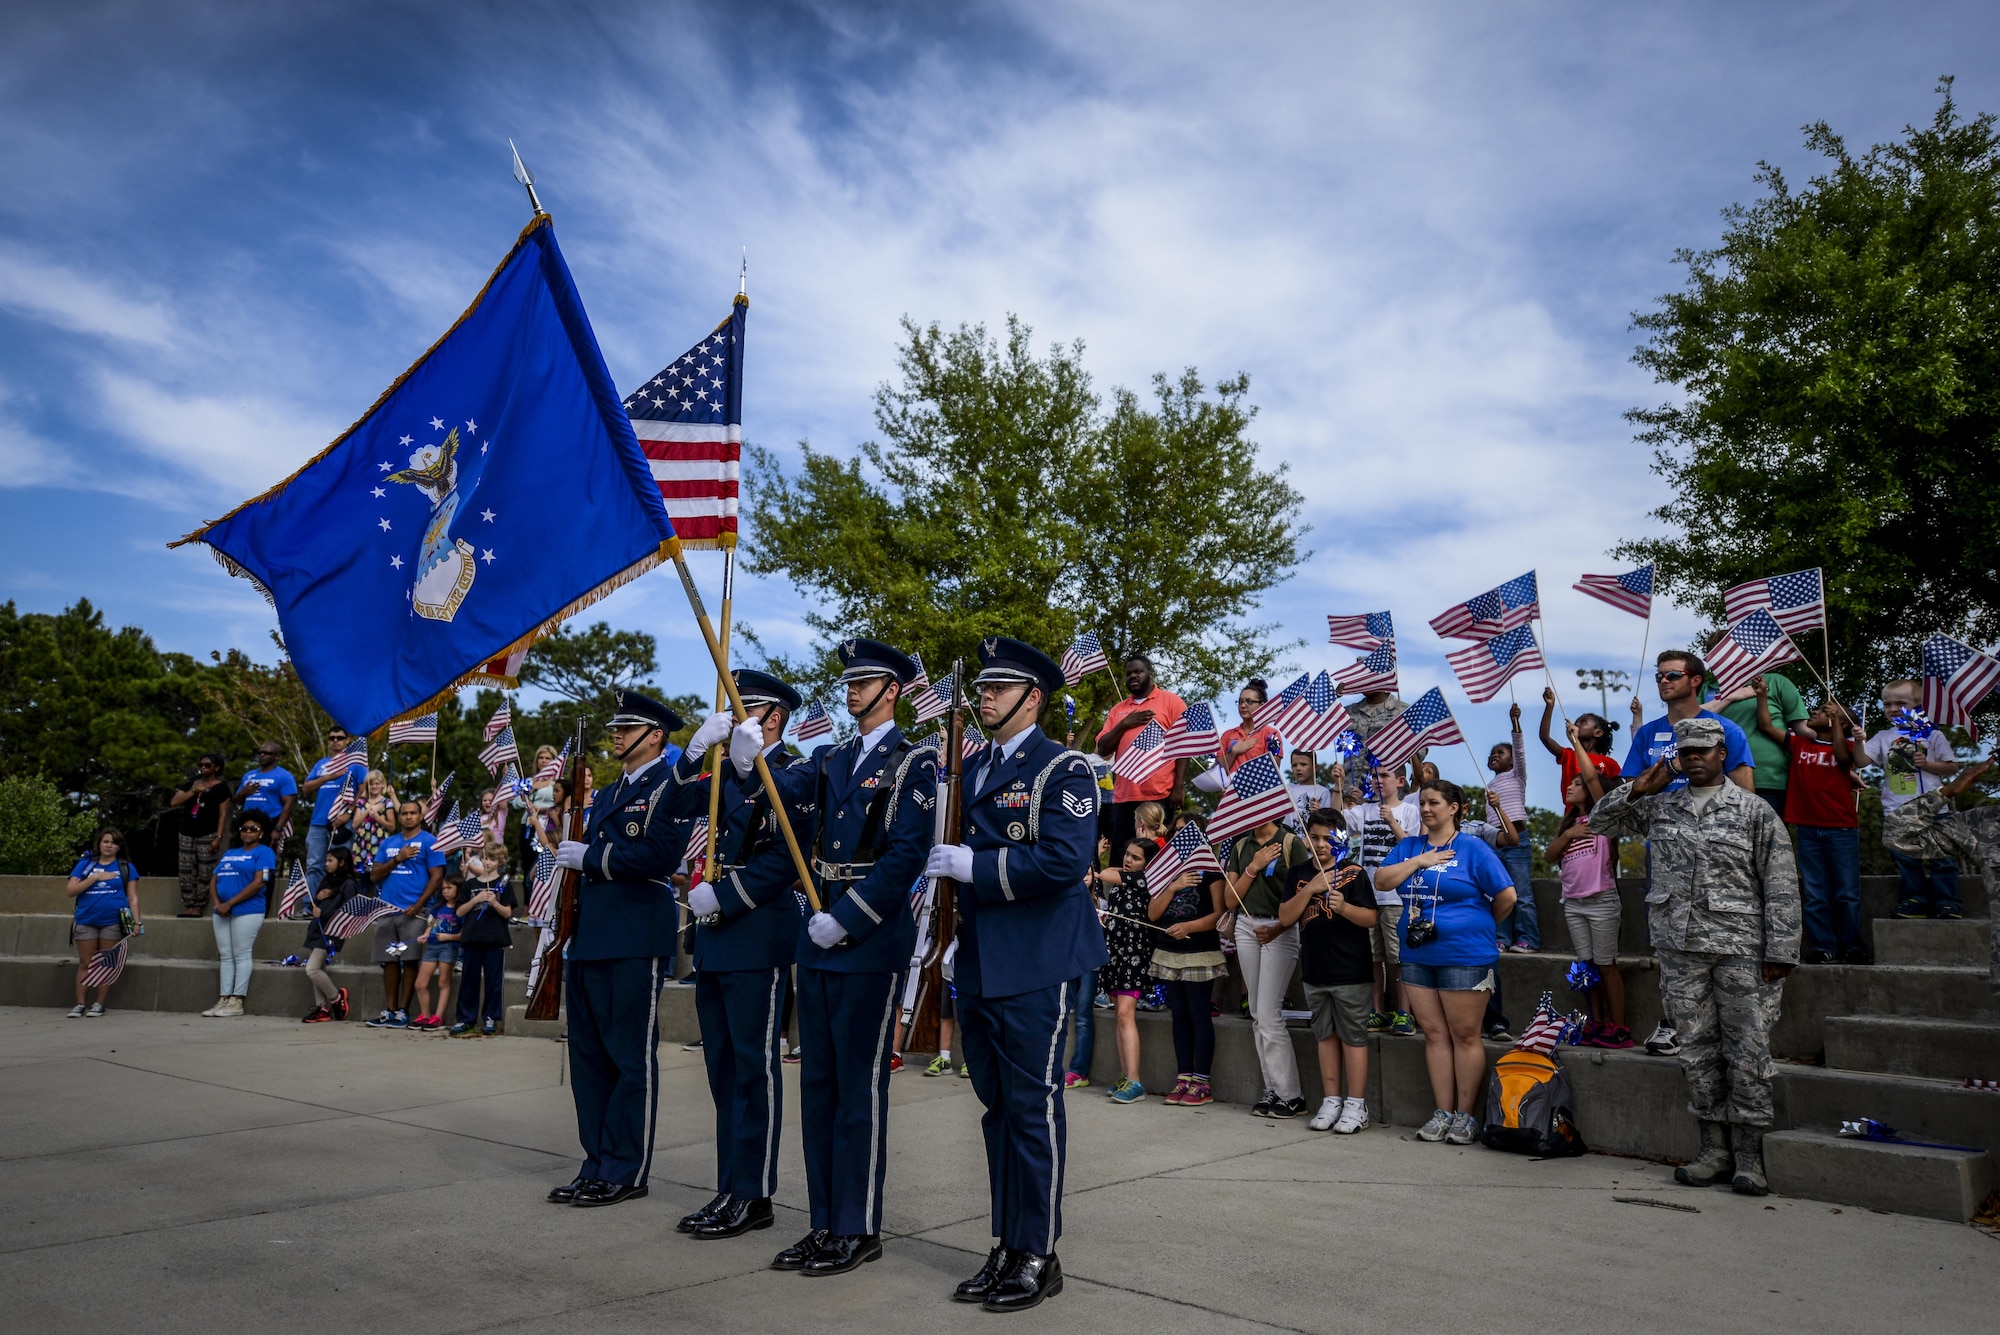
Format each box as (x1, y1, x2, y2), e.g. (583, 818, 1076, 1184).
(1094, 653, 1188, 855)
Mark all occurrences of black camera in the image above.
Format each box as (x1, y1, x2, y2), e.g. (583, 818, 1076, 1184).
(1405, 914, 1438, 948)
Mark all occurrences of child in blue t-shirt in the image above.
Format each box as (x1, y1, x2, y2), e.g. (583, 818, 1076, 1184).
(410, 879, 464, 1030)
(65, 827, 141, 1017)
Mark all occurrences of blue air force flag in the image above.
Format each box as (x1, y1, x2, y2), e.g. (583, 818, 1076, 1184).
(173, 216, 676, 733)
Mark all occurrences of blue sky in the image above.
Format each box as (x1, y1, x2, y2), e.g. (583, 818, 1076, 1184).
(3, 1, 1997, 807)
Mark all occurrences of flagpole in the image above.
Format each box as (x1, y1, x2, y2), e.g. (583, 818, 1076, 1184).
(1637, 601, 1654, 698)
(1533, 608, 1570, 728)
(669, 547, 821, 913)
(704, 546, 734, 878)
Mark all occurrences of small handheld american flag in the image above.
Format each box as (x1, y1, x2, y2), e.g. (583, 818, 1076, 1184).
(1112, 719, 1170, 784)
(430, 801, 467, 853)
(526, 848, 557, 922)
(1148, 822, 1224, 889)
(1362, 688, 1464, 769)
(1722, 567, 1825, 637)
(532, 741, 571, 788)
(325, 894, 400, 940)
(326, 772, 358, 825)
(912, 673, 955, 726)
(434, 805, 485, 856)
(479, 725, 520, 775)
(795, 700, 834, 741)
(1159, 701, 1220, 760)
(389, 712, 438, 745)
(1921, 632, 2000, 739)
(1573, 565, 1653, 619)
(82, 937, 129, 988)
(1706, 610, 1803, 697)
(961, 723, 987, 762)
(482, 703, 513, 741)
(1332, 644, 1399, 695)
(1447, 624, 1546, 704)
(1326, 611, 1394, 653)
(1060, 631, 1109, 685)
(1430, 571, 1539, 641)
(906, 652, 931, 696)
(423, 773, 456, 826)
(1278, 673, 1353, 752)
(1204, 753, 1299, 844)
(278, 861, 311, 920)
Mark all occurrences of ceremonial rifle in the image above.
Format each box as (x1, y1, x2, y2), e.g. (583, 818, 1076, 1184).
(906, 661, 965, 1054)
(525, 718, 588, 1021)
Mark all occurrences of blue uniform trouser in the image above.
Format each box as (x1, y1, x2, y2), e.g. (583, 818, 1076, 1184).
(958, 980, 1075, 1255)
(695, 965, 786, 1200)
(796, 965, 902, 1235)
(566, 956, 667, 1187)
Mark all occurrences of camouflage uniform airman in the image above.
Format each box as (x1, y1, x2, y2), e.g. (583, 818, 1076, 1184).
(1883, 791, 2000, 995)
(1590, 717, 1800, 1193)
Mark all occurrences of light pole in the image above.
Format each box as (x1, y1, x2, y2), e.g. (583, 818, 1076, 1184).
(1576, 668, 1631, 719)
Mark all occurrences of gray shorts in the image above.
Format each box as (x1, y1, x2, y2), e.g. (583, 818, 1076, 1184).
(1305, 982, 1373, 1047)
(371, 912, 428, 963)
(72, 922, 128, 944)
(1368, 898, 1401, 963)
(1564, 892, 1622, 967)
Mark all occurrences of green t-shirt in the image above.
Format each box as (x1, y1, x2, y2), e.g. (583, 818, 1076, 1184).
(1714, 673, 1809, 789)
(1225, 830, 1315, 919)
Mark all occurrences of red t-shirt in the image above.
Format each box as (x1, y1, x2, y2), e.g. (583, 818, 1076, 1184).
(1785, 735, 1859, 828)
(1104, 689, 1186, 803)
(1216, 723, 1284, 774)
(1558, 747, 1624, 795)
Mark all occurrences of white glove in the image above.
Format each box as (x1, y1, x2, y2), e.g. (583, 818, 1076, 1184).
(554, 840, 588, 870)
(687, 881, 721, 917)
(808, 911, 848, 949)
(688, 712, 734, 754)
(729, 718, 764, 776)
(1192, 765, 1227, 793)
(925, 844, 974, 883)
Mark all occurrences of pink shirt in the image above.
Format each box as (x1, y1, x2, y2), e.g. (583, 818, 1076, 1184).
(1104, 689, 1187, 803)
(1558, 814, 1616, 900)
(1216, 723, 1283, 774)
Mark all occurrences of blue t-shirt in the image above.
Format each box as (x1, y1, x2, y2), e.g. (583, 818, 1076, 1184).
(237, 765, 298, 820)
(376, 831, 444, 909)
(1388, 832, 1515, 968)
(427, 907, 463, 943)
(69, 856, 135, 927)
(213, 844, 277, 913)
(306, 758, 368, 825)
(1622, 709, 1754, 792)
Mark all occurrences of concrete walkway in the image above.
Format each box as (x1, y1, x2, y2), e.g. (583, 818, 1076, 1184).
(1, 1007, 1993, 1333)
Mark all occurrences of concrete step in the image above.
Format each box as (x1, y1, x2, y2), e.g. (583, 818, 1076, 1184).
(0, 874, 182, 917)
(1871, 917, 1990, 967)
(1822, 1014, 2000, 1081)
(0, 912, 544, 972)
(1765, 1129, 1995, 1222)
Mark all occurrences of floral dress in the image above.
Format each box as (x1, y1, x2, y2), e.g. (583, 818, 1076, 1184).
(351, 797, 397, 868)
(1098, 870, 1158, 993)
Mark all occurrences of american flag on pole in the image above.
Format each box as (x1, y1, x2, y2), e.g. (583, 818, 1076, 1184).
(526, 849, 558, 922)
(1332, 644, 1399, 695)
(1362, 688, 1464, 769)
(81, 937, 129, 988)
(482, 703, 512, 741)
(1573, 565, 1654, 619)
(434, 805, 484, 856)
(317, 736, 368, 781)
(423, 772, 455, 826)
(681, 817, 711, 885)
(325, 894, 400, 940)
(912, 673, 955, 726)
(1921, 633, 2000, 738)
(1446, 624, 1546, 704)
(1429, 571, 1540, 641)
(1266, 673, 1310, 727)
(278, 860, 311, 920)
(430, 802, 465, 853)
(389, 712, 438, 744)
(532, 740, 570, 789)
(1511, 991, 1580, 1055)
(1060, 631, 1109, 685)
(1112, 720, 1170, 784)
(1326, 611, 1394, 653)
(906, 652, 931, 697)
(1723, 567, 1825, 637)
(794, 699, 834, 742)
(1205, 753, 1299, 844)
(479, 725, 520, 775)
(1706, 610, 1804, 697)
(621, 297, 746, 549)
(961, 722, 987, 762)
(1148, 821, 1224, 890)
(1277, 673, 1354, 752)
(326, 772, 358, 825)
(1159, 701, 1221, 760)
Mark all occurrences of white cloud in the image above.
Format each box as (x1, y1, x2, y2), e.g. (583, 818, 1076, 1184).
(90, 370, 339, 496)
(0, 246, 176, 347)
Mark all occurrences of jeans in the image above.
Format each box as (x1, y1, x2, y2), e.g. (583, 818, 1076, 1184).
(1796, 826, 1862, 954)
(1889, 851, 1962, 917)
(306, 823, 331, 893)
(1495, 843, 1539, 949)
(1233, 916, 1302, 1100)
(213, 911, 264, 995)
(1162, 979, 1216, 1077)
(1067, 967, 1096, 1078)
(455, 944, 507, 1023)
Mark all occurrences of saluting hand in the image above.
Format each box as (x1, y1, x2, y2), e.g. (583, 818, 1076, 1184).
(1628, 759, 1676, 797)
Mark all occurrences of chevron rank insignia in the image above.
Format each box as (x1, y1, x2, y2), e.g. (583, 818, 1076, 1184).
(1061, 791, 1094, 819)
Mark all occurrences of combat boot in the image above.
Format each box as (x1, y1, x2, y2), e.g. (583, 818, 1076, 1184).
(1730, 1125, 1769, 1196)
(1674, 1119, 1735, 1187)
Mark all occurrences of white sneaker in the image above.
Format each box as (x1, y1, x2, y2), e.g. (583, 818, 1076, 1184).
(1307, 1096, 1343, 1131)
(219, 997, 245, 1018)
(1644, 1024, 1680, 1056)
(1416, 1108, 1453, 1142)
(1445, 1111, 1478, 1145)
(85, 1002, 105, 1017)
(201, 998, 227, 1017)
(66, 1004, 86, 1019)
(1334, 1098, 1369, 1134)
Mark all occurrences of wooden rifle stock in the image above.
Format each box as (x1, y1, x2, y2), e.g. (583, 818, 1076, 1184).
(907, 662, 965, 1054)
(525, 722, 589, 1021)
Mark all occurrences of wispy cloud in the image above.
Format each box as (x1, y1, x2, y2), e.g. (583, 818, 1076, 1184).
(0, 245, 176, 347)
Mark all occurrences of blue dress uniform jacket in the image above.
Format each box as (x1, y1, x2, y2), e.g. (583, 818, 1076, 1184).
(664, 743, 811, 973)
(953, 725, 1106, 1258)
(958, 728, 1108, 998)
(571, 759, 696, 961)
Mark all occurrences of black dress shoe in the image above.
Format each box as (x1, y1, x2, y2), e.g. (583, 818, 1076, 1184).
(771, 1228, 829, 1271)
(952, 1245, 1018, 1302)
(692, 1196, 773, 1239)
(571, 1180, 649, 1208)
(546, 1176, 589, 1204)
(800, 1233, 882, 1276)
(983, 1252, 1063, 1312)
(677, 1193, 732, 1233)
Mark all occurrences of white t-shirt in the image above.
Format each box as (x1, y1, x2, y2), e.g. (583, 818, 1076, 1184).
(1345, 799, 1420, 904)
(1283, 782, 1332, 831)
(1863, 728, 1956, 811)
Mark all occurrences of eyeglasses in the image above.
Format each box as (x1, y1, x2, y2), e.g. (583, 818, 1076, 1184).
(1653, 671, 1688, 682)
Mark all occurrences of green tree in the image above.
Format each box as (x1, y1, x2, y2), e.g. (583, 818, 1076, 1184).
(743, 316, 1308, 739)
(1619, 80, 2000, 717)
(0, 775, 100, 874)
(520, 621, 661, 704)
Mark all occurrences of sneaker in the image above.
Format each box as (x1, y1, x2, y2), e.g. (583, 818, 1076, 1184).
(1109, 1077, 1147, 1104)
(958, 1063, 970, 1079)
(1063, 1070, 1089, 1089)
(1163, 1075, 1190, 1105)
(783, 1049, 803, 1065)
(926, 1054, 953, 1077)
(1644, 1024, 1680, 1056)
(1416, 1108, 1453, 1142)
(1596, 1025, 1635, 1049)
(1445, 1111, 1478, 1145)
(219, 997, 245, 1017)
(1093, 993, 1112, 1009)
(302, 1006, 334, 1024)
(201, 998, 229, 1017)
(1936, 906, 1964, 921)
(1364, 1009, 1389, 1032)
(1250, 1091, 1278, 1117)
(1514, 942, 1539, 953)
(1269, 1096, 1307, 1120)
(1801, 949, 1834, 965)
(1179, 1078, 1213, 1107)
(365, 1009, 397, 1028)
(1390, 1012, 1417, 1037)
(1839, 945, 1874, 965)
(889, 1053, 904, 1074)
(386, 1010, 410, 1028)
(66, 1004, 86, 1019)
(682, 1038, 704, 1051)
(1333, 1098, 1370, 1134)
(448, 1021, 476, 1037)
(1484, 1023, 1513, 1043)
(1307, 1096, 1343, 1131)
(85, 1002, 105, 1017)
(1891, 899, 1929, 919)
(334, 987, 351, 1020)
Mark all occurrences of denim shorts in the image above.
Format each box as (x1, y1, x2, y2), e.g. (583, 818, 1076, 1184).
(1398, 961, 1495, 992)
(422, 942, 462, 965)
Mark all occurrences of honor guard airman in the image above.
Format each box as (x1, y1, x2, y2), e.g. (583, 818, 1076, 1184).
(764, 638, 938, 1277)
(668, 670, 815, 1241)
(547, 691, 698, 1209)
(924, 637, 1106, 1313)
